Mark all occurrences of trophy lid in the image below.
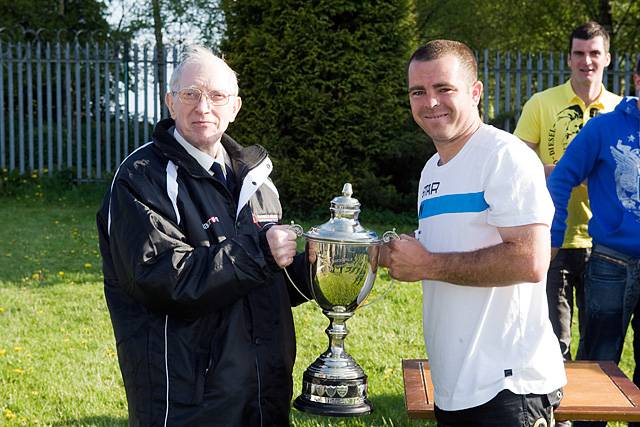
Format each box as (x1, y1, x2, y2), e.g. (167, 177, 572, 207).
(303, 183, 380, 243)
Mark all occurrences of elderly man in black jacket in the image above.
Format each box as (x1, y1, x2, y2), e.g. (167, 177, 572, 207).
(97, 45, 310, 427)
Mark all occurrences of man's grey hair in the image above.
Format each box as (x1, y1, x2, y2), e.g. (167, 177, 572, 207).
(169, 45, 239, 95)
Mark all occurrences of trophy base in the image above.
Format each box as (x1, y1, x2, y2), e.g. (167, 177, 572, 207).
(293, 368, 373, 417)
(293, 396, 373, 417)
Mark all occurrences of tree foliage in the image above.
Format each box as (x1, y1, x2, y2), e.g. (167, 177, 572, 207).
(220, 0, 426, 213)
(0, 0, 111, 40)
(415, 0, 640, 53)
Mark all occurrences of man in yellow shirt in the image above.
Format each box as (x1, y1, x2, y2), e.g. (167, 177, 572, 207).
(514, 21, 621, 362)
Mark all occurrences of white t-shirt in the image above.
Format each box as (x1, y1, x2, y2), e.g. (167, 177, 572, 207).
(417, 124, 566, 411)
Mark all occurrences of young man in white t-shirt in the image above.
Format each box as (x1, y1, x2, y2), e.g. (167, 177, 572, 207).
(380, 39, 566, 426)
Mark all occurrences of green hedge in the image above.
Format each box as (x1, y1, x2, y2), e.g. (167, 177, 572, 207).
(220, 0, 432, 214)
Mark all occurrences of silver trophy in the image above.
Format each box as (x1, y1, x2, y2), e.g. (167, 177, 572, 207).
(287, 183, 397, 417)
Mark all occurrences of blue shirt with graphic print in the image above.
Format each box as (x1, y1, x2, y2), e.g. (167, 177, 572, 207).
(548, 96, 640, 257)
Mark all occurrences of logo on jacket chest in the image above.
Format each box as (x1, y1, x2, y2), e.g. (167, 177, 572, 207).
(252, 212, 280, 225)
(202, 216, 220, 229)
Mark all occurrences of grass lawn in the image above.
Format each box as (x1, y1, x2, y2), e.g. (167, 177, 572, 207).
(0, 188, 634, 426)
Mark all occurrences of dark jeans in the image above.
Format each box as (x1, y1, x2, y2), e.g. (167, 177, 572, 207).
(547, 248, 589, 360)
(574, 244, 640, 427)
(434, 388, 563, 427)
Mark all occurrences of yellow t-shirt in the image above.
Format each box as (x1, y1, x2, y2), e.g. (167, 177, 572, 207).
(514, 80, 621, 248)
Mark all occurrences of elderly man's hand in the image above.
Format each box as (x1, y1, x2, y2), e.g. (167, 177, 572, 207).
(266, 225, 298, 268)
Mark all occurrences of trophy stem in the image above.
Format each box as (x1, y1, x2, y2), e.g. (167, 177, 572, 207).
(325, 309, 352, 359)
(293, 309, 373, 417)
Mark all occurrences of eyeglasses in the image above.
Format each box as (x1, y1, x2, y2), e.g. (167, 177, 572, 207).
(173, 87, 234, 106)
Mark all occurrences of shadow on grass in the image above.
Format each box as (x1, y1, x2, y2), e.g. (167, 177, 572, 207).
(290, 392, 436, 426)
(50, 415, 127, 426)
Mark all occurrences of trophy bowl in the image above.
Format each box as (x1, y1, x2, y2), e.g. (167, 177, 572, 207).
(290, 183, 395, 417)
(307, 239, 379, 312)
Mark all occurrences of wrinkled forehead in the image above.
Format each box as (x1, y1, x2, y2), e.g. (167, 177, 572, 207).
(176, 62, 237, 94)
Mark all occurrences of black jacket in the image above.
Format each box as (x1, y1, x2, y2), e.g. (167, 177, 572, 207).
(97, 119, 310, 427)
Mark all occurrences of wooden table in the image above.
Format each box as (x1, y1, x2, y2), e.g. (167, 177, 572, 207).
(402, 359, 640, 422)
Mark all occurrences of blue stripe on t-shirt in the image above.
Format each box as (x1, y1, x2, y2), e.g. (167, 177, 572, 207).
(419, 191, 489, 219)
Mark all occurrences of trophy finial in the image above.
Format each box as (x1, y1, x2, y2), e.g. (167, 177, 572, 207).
(342, 183, 353, 198)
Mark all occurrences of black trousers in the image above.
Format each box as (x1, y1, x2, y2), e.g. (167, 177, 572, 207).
(546, 248, 589, 360)
(434, 388, 563, 427)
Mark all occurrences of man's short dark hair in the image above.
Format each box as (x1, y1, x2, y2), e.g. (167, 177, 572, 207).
(408, 40, 478, 84)
(569, 21, 610, 53)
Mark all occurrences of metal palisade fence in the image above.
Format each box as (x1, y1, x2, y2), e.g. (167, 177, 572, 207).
(0, 40, 638, 180)
(0, 39, 181, 181)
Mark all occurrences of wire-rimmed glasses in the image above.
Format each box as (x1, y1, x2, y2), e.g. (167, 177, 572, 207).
(173, 87, 234, 106)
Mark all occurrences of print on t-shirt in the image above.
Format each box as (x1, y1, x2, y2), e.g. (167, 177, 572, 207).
(546, 105, 583, 162)
(610, 139, 640, 220)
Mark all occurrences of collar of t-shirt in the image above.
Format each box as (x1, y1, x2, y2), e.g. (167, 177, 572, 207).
(172, 128, 230, 177)
(563, 80, 606, 110)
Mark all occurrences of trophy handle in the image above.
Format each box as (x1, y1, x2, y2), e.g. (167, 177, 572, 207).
(288, 221, 304, 238)
(282, 222, 316, 304)
(360, 228, 399, 309)
(382, 228, 399, 242)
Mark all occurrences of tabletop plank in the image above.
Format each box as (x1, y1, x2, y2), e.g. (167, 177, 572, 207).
(402, 359, 640, 422)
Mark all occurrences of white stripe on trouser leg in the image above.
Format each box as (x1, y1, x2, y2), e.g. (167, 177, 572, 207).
(164, 315, 169, 427)
(255, 358, 263, 426)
